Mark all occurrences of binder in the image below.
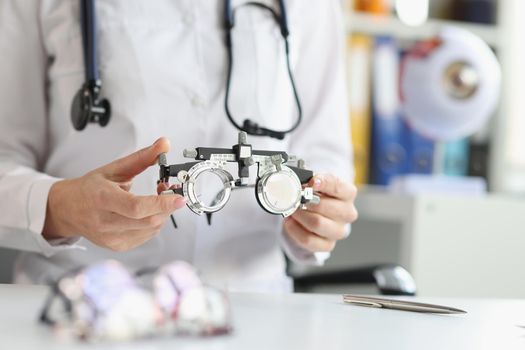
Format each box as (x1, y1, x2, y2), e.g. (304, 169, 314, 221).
(353, 0, 391, 14)
(453, 0, 496, 24)
(370, 36, 408, 185)
(468, 141, 489, 180)
(467, 120, 491, 183)
(347, 34, 372, 185)
(402, 120, 434, 175)
(442, 138, 470, 176)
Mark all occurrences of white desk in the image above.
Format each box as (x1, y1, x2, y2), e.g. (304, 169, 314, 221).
(1, 284, 524, 350)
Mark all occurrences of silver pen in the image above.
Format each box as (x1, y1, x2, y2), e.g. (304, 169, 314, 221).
(342, 294, 467, 314)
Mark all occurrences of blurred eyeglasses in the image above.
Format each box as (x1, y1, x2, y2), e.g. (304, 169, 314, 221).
(39, 260, 232, 342)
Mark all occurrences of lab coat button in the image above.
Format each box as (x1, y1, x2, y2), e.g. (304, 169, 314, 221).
(183, 15, 194, 25)
(191, 95, 205, 108)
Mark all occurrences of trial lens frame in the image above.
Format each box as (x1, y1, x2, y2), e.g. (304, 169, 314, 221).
(158, 132, 319, 227)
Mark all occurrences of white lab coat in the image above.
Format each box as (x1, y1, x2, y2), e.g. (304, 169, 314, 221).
(0, 0, 351, 292)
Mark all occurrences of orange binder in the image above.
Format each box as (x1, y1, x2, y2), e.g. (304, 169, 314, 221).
(347, 34, 373, 185)
(353, 0, 391, 15)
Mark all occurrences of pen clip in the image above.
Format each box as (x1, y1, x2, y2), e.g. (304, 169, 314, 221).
(344, 299, 383, 309)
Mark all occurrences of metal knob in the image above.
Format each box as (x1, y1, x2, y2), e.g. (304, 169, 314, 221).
(177, 170, 189, 183)
(238, 131, 248, 144)
(158, 153, 168, 166)
(271, 154, 283, 171)
(243, 157, 255, 167)
(183, 148, 198, 159)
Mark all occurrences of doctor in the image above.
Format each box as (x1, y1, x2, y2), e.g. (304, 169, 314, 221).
(0, 0, 357, 292)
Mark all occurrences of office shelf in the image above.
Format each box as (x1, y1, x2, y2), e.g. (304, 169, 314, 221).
(347, 12, 500, 47)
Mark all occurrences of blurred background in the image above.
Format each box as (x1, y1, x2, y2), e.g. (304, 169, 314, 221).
(290, 0, 525, 299)
(2, 0, 524, 300)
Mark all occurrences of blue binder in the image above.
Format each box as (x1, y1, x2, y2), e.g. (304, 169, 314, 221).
(402, 120, 435, 175)
(442, 138, 470, 176)
(370, 36, 408, 185)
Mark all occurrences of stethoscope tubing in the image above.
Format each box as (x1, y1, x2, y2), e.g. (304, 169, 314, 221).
(75, 0, 302, 139)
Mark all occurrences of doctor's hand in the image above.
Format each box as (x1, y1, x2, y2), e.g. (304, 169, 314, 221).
(283, 174, 358, 253)
(42, 138, 186, 252)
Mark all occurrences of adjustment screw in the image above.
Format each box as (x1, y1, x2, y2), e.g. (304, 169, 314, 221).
(183, 149, 198, 159)
(158, 153, 168, 166)
(177, 171, 189, 183)
(244, 157, 255, 166)
(238, 131, 248, 144)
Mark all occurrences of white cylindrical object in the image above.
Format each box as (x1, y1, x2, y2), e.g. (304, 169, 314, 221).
(395, 0, 429, 26)
(401, 26, 501, 141)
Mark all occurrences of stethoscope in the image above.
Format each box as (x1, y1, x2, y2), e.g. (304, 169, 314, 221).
(71, 0, 302, 140)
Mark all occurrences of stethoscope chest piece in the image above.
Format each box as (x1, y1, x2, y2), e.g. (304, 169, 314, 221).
(71, 83, 111, 131)
(71, 88, 90, 131)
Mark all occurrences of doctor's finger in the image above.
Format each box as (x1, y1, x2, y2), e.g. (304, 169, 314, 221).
(102, 188, 186, 219)
(284, 218, 336, 252)
(157, 181, 169, 194)
(156, 182, 181, 195)
(311, 174, 357, 200)
(305, 197, 358, 224)
(100, 138, 171, 182)
(291, 210, 347, 241)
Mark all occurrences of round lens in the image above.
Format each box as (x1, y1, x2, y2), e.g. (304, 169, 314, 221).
(59, 260, 159, 341)
(193, 171, 227, 209)
(81, 261, 136, 312)
(176, 287, 232, 336)
(183, 161, 234, 215)
(153, 261, 202, 315)
(260, 171, 301, 213)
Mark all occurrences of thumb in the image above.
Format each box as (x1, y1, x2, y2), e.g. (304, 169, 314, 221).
(100, 138, 170, 182)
